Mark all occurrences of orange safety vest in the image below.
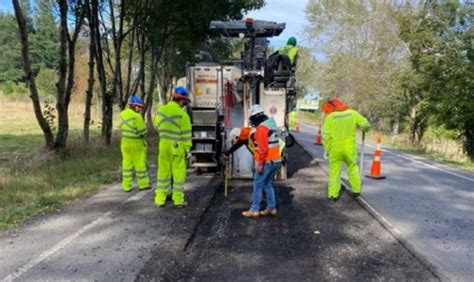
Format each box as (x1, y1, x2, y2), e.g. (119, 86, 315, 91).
(250, 119, 281, 163)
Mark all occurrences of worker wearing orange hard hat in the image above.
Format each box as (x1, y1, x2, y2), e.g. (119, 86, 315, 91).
(322, 98, 370, 200)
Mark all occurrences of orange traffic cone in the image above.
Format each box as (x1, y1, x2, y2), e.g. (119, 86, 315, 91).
(314, 125, 322, 145)
(295, 123, 301, 132)
(365, 137, 386, 180)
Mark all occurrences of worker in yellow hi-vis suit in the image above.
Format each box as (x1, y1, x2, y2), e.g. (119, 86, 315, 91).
(119, 96, 150, 192)
(288, 110, 297, 131)
(322, 98, 370, 200)
(154, 86, 192, 207)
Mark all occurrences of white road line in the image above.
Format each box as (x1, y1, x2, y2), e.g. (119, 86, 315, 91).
(295, 130, 403, 236)
(358, 197, 402, 235)
(1, 189, 152, 282)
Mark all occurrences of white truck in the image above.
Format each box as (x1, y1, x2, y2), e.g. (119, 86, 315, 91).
(188, 19, 296, 180)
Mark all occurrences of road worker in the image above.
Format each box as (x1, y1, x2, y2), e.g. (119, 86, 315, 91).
(225, 104, 282, 218)
(322, 98, 370, 200)
(119, 96, 150, 192)
(153, 86, 192, 208)
(288, 110, 297, 131)
(278, 37, 298, 66)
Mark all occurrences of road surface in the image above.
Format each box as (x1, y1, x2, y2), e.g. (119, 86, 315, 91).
(295, 122, 474, 281)
(0, 144, 439, 281)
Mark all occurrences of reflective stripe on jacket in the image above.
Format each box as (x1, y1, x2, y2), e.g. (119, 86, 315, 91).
(322, 109, 370, 153)
(153, 101, 192, 153)
(251, 117, 281, 165)
(119, 108, 147, 140)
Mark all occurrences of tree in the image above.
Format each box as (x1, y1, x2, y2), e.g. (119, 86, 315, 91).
(305, 0, 410, 127)
(12, 0, 55, 148)
(30, 0, 59, 71)
(0, 12, 23, 82)
(54, 0, 84, 150)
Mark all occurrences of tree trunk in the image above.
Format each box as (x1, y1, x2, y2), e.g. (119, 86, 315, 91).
(55, 0, 69, 150)
(84, 0, 95, 144)
(410, 104, 417, 145)
(463, 120, 474, 161)
(124, 27, 135, 107)
(91, 0, 113, 145)
(13, 0, 54, 149)
(109, 0, 125, 109)
(138, 31, 146, 98)
(55, 0, 84, 150)
(145, 48, 159, 131)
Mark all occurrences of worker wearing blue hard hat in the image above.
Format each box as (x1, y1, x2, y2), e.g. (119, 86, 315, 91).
(118, 95, 150, 192)
(153, 86, 192, 208)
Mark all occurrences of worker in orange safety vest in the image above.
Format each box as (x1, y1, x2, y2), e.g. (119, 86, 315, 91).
(224, 104, 282, 218)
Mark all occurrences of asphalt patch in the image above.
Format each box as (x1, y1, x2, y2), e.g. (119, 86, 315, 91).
(137, 144, 438, 281)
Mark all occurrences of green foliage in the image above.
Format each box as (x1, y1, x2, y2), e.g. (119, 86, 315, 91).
(305, 0, 474, 160)
(0, 12, 23, 82)
(13, 82, 28, 96)
(1, 81, 15, 95)
(30, 0, 59, 71)
(141, 0, 265, 66)
(0, 81, 28, 98)
(0, 1, 59, 84)
(36, 68, 58, 98)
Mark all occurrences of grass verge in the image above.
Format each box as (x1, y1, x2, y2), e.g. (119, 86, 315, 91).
(0, 98, 123, 230)
(0, 135, 122, 230)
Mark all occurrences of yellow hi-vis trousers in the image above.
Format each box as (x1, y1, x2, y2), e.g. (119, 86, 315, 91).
(155, 145, 186, 205)
(328, 140, 361, 198)
(121, 139, 149, 191)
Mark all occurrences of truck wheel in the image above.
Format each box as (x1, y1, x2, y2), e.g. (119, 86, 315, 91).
(285, 133, 295, 148)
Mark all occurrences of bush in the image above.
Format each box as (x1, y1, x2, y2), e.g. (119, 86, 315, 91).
(12, 82, 28, 97)
(1, 81, 15, 95)
(36, 68, 58, 98)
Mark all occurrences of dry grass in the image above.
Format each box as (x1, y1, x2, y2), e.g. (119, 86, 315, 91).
(0, 97, 122, 229)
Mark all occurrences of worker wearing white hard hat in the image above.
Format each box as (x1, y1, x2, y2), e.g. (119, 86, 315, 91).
(225, 104, 282, 218)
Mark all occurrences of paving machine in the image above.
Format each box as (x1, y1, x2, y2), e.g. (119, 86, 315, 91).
(187, 18, 296, 180)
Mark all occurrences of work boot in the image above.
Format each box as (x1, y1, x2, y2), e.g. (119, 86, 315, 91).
(352, 192, 360, 198)
(242, 210, 260, 219)
(123, 188, 132, 193)
(259, 209, 277, 217)
(328, 196, 339, 201)
(174, 202, 188, 208)
(139, 186, 151, 191)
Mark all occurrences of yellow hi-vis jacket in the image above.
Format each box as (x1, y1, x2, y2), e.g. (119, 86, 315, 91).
(153, 101, 192, 156)
(278, 45, 298, 65)
(322, 109, 370, 153)
(119, 107, 147, 141)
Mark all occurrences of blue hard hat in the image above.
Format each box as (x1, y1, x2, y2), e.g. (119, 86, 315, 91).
(128, 96, 144, 107)
(172, 86, 189, 99)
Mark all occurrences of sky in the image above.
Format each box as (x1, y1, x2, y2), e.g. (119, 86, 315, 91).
(0, 0, 12, 13)
(246, 0, 309, 48)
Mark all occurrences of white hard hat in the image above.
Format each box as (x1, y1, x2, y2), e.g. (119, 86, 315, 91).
(249, 104, 265, 117)
(229, 128, 241, 140)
